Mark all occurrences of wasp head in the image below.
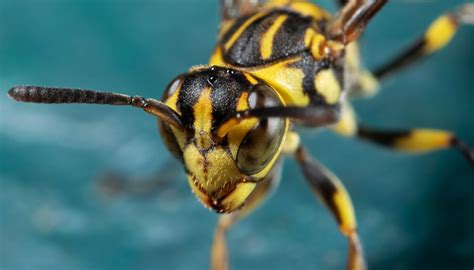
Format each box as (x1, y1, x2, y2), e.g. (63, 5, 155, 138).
(158, 66, 288, 213)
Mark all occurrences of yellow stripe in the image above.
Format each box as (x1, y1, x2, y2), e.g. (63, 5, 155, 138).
(424, 15, 457, 54)
(224, 12, 267, 51)
(394, 129, 452, 152)
(164, 85, 181, 113)
(333, 185, 356, 235)
(331, 102, 357, 137)
(218, 20, 234, 39)
(193, 87, 213, 133)
(310, 34, 326, 60)
(260, 15, 288, 60)
(304, 28, 316, 47)
(288, 2, 330, 21)
(314, 69, 341, 104)
(281, 131, 300, 154)
(250, 57, 309, 106)
(220, 182, 256, 212)
(243, 73, 259, 85)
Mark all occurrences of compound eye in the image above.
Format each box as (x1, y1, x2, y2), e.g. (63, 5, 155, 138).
(162, 75, 183, 100)
(236, 84, 286, 175)
(159, 75, 185, 162)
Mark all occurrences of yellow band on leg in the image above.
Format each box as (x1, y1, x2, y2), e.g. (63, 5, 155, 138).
(394, 129, 453, 152)
(424, 15, 457, 54)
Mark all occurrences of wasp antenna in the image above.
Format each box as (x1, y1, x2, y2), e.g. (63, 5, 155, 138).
(8, 86, 132, 105)
(215, 105, 339, 138)
(8, 86, 184, 130)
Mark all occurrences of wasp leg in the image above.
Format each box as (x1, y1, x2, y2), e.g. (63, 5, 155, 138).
(330, 105, 474, 166)
(211, 162, 281, 270)
(327, 0, 388, 44)
(356, 126, 474, 166)
(295, 146, 366, 270)
(373, 4, 474, 80)
(344, 43, 380, 99)
(331, 101, 358, 137)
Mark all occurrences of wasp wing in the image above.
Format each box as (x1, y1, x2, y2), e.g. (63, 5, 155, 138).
(220, 0, 264, 22)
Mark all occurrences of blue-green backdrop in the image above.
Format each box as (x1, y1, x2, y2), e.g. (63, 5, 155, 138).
(1, 1, 473, 269)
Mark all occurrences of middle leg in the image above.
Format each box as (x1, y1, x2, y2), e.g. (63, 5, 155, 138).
(293, 145, 366, 270)
(211, 161, 282, 270)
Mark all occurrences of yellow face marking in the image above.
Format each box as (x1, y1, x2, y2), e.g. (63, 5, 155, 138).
(314, 69, 341, 104)
(243, 73, 258, 85)
(260, 14, 288, 60)
(164, 85, 181, 112)
(187, 174, 210, 208)
(395, 129, 452, 152)
(170, 126, 187, 150)
(220, 182, 256, 212)
(193, 87, 213, 133)
(424, 15, 457, 54)
(184, 145, 242, 195)
(224, 12, 267, 51)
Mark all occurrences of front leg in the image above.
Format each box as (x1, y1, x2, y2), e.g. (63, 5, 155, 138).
(294, 145, 366, 270)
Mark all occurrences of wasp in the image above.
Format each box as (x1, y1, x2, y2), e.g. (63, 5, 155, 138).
(7, 0, 474, 269)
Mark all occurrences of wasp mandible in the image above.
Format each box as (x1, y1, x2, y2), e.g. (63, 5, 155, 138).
(7, 0, 474, 269)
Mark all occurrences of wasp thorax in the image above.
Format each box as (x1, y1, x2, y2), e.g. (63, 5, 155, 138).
(158, 66, 287, 213)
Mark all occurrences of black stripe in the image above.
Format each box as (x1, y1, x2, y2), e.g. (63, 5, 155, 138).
(271, 12, 312, 60)
(288, 53, 331, 104)
(296, 148, 342, 225)
(357, 126, 412, 147)
(178, 73, 207, 130)
(373, 39, 425, 79)
(221, 13, 255, 45)
(211, 69, 251, 129)
(225, 12, 278, 66)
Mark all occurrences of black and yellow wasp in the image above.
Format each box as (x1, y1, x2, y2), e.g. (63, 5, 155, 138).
(7, 0, 474, 269)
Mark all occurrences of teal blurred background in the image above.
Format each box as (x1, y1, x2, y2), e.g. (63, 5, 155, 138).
(1, 1, 473, 269)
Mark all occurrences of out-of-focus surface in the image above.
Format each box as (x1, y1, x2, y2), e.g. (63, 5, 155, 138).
(1, 1, 473, 269)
